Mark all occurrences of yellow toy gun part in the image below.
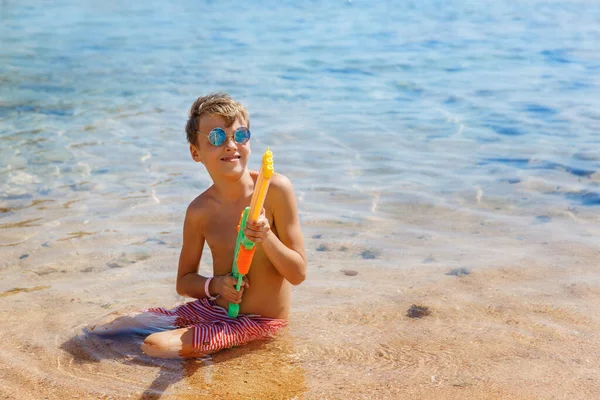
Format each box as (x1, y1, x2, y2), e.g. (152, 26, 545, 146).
(228, 148, 274, 318)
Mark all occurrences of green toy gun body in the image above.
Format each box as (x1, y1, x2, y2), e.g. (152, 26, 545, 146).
(228, 207, 255, 318)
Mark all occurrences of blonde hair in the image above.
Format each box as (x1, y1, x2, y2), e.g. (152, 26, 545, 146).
(185, 92, 250, 145)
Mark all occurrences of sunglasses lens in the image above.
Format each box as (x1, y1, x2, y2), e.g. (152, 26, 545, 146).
(234, 127, 251, 144)
(208, 128, 226, 146)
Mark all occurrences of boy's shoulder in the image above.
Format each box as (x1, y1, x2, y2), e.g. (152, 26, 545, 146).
(267, 172, 296, 206)
(185, 185, 217, 221)
(268, 172, 294, 194)
(184, 174, 295, 219)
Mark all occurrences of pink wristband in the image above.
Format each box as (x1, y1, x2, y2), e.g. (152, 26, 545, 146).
(204, 277, 218, 300)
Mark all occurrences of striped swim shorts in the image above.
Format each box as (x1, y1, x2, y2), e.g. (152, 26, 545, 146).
(147, 298, 287, 352)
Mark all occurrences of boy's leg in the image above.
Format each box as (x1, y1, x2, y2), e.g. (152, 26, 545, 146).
(141, 327, 213, 359)
(88, 312, 175, 336)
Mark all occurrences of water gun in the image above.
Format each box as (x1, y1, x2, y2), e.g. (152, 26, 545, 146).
(228, 147, 274, 318)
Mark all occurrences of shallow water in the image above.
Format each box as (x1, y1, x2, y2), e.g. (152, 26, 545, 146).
(2, 0, 600, 399)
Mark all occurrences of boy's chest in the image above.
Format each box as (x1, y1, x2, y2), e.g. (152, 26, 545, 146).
(203, 204, 274, 255)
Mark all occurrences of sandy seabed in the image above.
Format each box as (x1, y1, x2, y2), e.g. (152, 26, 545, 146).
(1, 200, 600, 400)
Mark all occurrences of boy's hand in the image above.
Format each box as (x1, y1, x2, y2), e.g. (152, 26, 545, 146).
(244, 208, 271, 243)
(211, 274, 250, 304)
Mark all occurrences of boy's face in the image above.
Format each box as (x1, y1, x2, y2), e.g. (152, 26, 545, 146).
(189, 114, 251, 179)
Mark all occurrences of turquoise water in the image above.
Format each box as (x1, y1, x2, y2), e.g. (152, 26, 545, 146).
(2, 0, 599, 222)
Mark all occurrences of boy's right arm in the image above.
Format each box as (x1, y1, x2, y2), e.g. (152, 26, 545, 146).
(175, 204, 247, 303)
(175, 204, 207, 298)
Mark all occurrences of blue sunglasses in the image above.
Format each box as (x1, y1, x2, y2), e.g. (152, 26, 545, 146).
(203, 127, 251, 147)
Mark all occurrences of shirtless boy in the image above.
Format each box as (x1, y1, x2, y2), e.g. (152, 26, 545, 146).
(91, 93, 306, 358)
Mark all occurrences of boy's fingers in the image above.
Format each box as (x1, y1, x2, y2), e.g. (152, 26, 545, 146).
(224, 284, 245, 303)
(246, 219, 266, 230)
(245, 225, 262, 234)
(244, 229, 267, 240)
(246, 219, 267, 230)
(227, 276, 238, 286)
(226, 291, 241, 303)
(243, 230, 260, 242)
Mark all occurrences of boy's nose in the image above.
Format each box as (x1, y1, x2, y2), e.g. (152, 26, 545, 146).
(223, 136, 237, 149)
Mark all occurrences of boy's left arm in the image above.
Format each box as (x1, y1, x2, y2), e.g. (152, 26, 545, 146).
(244, 174, 306, 285)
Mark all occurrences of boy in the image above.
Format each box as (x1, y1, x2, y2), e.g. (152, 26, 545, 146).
(91, 93, 306, 359)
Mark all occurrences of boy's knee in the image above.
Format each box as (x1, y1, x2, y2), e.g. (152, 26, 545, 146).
(141, 332, 180, 359)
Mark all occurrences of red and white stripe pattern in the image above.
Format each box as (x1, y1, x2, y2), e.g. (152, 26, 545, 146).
(148, 298, 287, 352)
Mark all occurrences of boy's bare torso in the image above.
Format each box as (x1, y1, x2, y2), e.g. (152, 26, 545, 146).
(191, 172, 291, 319)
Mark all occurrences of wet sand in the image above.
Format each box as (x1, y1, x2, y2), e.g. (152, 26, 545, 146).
(1, 199, 600, 399)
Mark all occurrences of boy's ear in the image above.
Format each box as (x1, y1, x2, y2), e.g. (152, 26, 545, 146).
(190, 144, 203, 163)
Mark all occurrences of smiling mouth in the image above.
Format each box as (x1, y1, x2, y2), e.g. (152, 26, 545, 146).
(220, 155, 241, 161)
